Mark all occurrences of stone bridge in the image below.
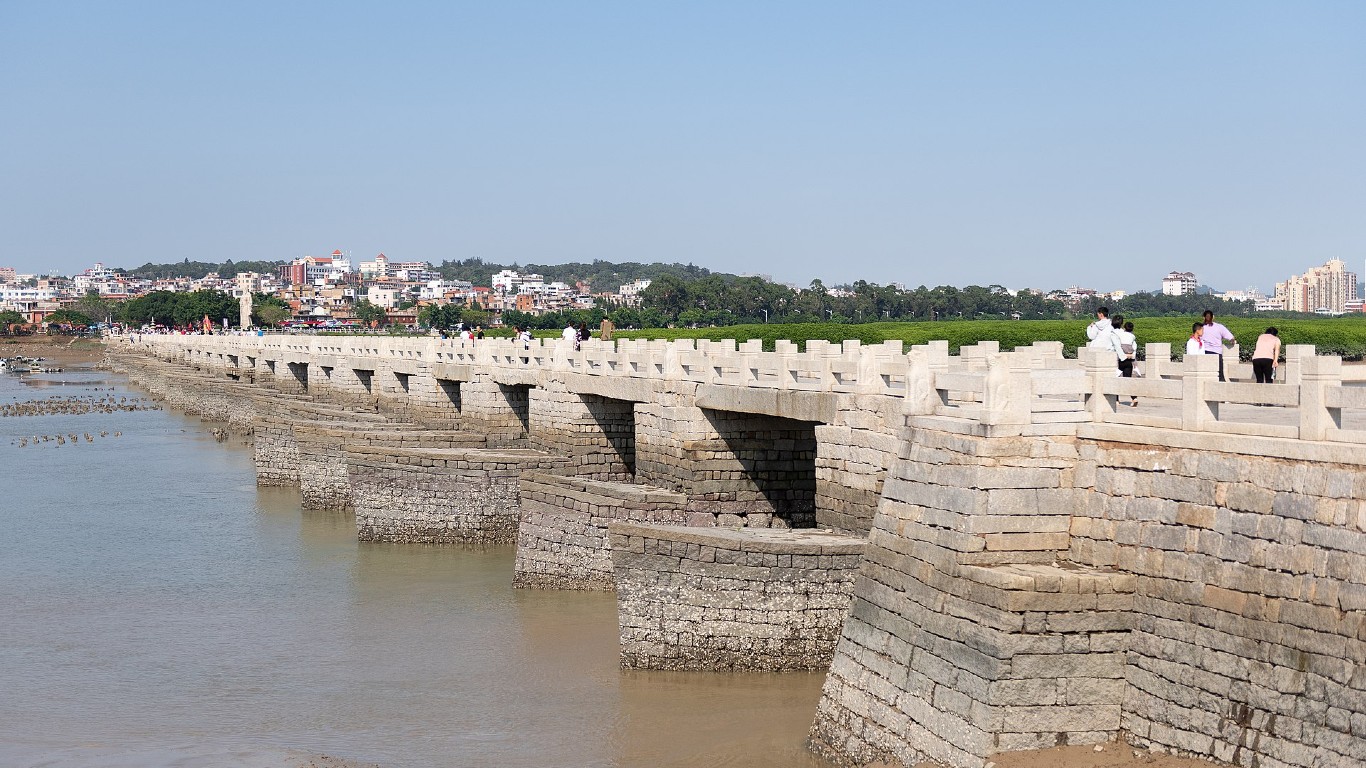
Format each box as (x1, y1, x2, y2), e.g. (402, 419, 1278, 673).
(110, 332, 1366, 768)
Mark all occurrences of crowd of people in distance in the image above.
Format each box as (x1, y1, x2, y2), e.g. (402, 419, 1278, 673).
(437, 324, 485, 343)
(1086, 307, 1285, 408)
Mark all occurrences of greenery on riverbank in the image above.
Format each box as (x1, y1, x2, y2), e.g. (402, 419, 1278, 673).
(614, 317, 1366, 360)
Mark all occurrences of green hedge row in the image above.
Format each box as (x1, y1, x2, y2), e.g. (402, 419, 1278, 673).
(614, 317, 1366, 360)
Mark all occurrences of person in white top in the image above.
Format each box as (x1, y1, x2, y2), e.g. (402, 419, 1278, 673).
(1112, 318, 1138, 407)
(562, 323, 578, 346)
(1085, 306, 1111, 348)
(1185, 323, 1204, 357)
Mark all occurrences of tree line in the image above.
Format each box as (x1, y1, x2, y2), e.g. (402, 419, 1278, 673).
(631, 276, 1072, 326)
(14, 290, 294, 331)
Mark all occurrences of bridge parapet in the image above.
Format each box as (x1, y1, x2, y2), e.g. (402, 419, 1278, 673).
(124, 333, 1366, 452)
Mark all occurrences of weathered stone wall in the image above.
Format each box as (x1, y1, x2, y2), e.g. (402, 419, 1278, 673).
(512, 472, 689, 590)
(812, 420, 1366, 768)
(610, 523, 864, 671)
(459, 380, 530, 446)
(254, 421, 301, 486)
(528, 386, 636, 480)
(809, 424, 1129, 768)
(1066, 429, 1366, 768)
(635, 393, 820, 527)
(348, 445, 569, 544)
(116, 353, 308, 437)
(253, 402, 391, 487)
(401, 371, 463, 428)
(260, 359, 307, 395)
(307, 363, 380, 411)
(294, 425, 488, 510)
(816, 391, 905, 535)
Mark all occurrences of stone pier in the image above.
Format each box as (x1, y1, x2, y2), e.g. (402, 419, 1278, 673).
(513, 472, 690, 590)
(610, 523, 865, 671)
(347, 445, 570, 544)
(253, 402, 392, 487)
(294, 424, 489, 510)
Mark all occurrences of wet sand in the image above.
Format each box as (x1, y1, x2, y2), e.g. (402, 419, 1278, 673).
(0, 335, 107, 366)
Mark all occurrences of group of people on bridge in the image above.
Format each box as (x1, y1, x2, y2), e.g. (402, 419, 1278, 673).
(1087, 307, 1283, 387)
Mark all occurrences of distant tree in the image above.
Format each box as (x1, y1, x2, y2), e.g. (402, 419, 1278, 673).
(352, 299, 387, 327)
(177, 290, 238, 327)
(418, 303, 464, 330)
(461, 307, 491, 328)
(254, 304, 291, 327)
(71, 291, 116, 323)
(1079, 291, 1256, 319)
(118, 289, 237, 327)
(46, 309, 94, 329)
(250, 292, 292, 327)
(0, 309, 27, 333)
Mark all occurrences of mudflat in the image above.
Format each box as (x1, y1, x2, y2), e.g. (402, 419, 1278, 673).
(0, 335, 106, 366)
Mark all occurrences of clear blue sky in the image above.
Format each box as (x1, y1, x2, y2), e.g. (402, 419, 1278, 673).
(2, 1, 1363, 293)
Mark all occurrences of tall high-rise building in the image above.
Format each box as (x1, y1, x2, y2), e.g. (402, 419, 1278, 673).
(1274, 258, 1359, 314)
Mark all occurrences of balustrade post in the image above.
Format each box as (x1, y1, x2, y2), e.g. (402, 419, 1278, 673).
(855, 344, 886, 394)
(1283, 344, 1315, 386)
(1180, 353, 1220, 430)
(663, 339, 690, 380)
(1081, 347, 1117, 422)
(981, 351, 1032, 426)
(1143, 343, 1170, 380)
(1298, 354, 1342, 441)
(904, 347, 937, 415)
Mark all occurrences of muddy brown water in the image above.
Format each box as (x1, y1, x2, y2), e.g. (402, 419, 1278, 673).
(0, 351, 830, 768)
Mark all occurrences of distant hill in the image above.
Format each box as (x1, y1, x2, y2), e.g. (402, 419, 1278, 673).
(117, 257, 736, 291)
(122, 259, 285, 280)
(436, 258, 735, 291)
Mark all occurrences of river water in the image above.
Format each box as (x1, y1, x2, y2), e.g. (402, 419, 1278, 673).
(0, 354, 831, 768)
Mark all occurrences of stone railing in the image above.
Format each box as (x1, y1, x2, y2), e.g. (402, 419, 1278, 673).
(122, 332, 1366, 444)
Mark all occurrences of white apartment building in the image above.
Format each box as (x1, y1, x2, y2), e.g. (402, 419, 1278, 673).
(419, 279, 473, 301)
(359, 253, 391, 279)
(234, 272, 263, 297)
(366, 286, 402, 309)
(0, 285, 58, 312)
(491, 269, 546, 295)
(71, 262, 121, 295)
(618, 278, 652, 305)
(395, 266, 439, 282)
(1161, 271, 1198, 296)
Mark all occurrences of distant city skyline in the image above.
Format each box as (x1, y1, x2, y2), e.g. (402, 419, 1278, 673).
(1, 253, 1361, 299)
(2, 2, 1363, 292)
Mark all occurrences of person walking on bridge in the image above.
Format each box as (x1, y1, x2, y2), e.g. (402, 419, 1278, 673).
(1200, 310, 1236, 382)
(1114, 319, 1138, 407)
(1086, 306, 1111, 348)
